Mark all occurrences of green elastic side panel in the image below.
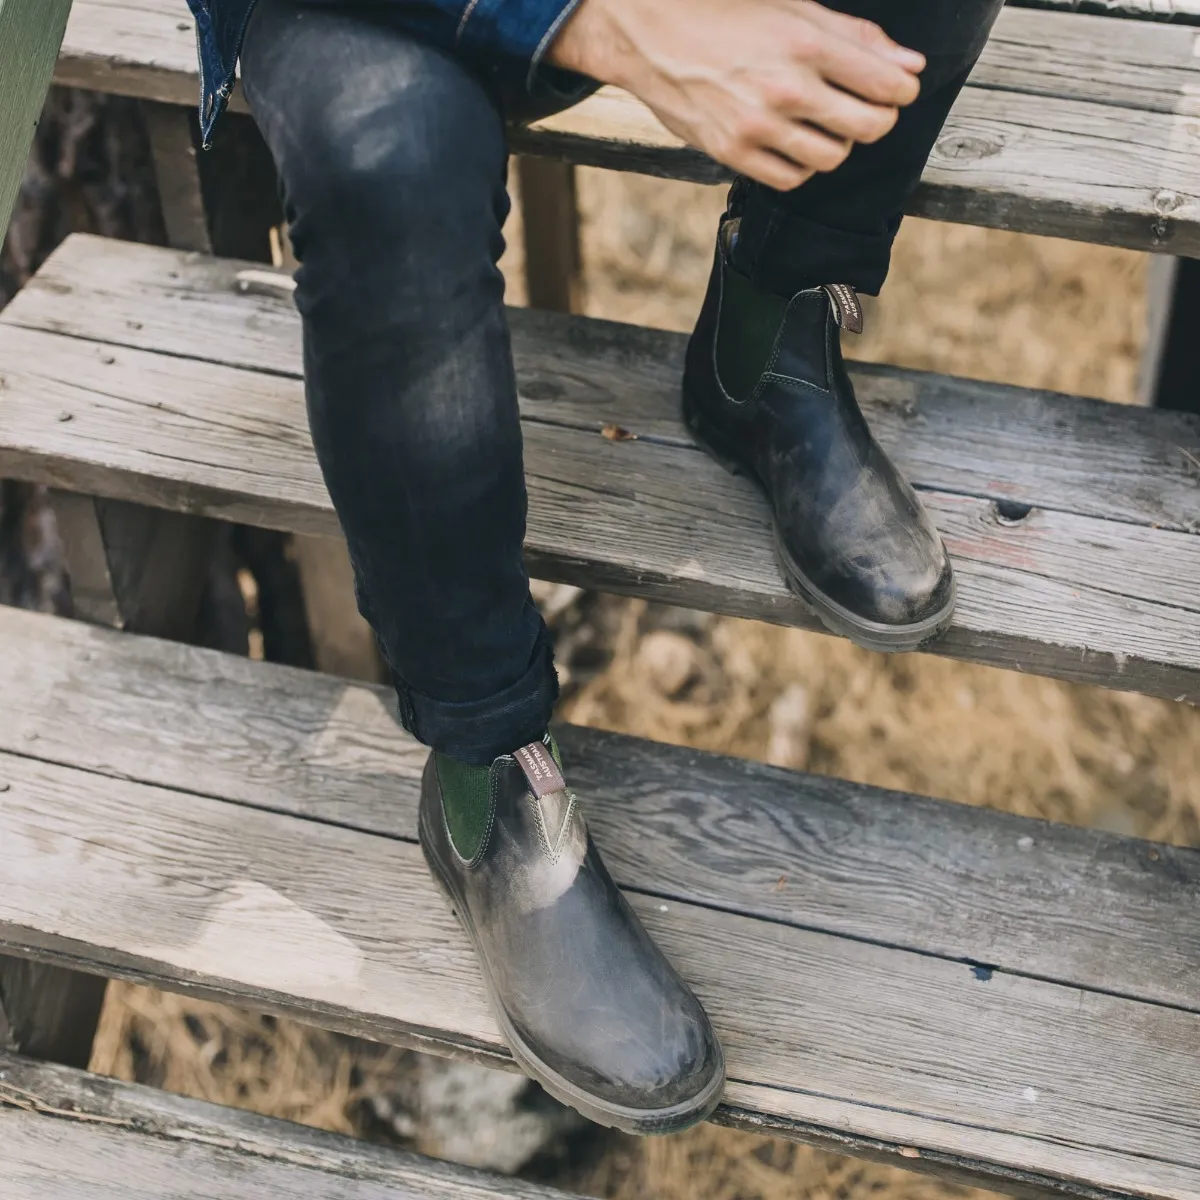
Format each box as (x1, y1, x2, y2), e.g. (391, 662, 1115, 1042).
(435, 753, 493, 861)
(546, 731, 564, 771)
(715, 259, 790, 404)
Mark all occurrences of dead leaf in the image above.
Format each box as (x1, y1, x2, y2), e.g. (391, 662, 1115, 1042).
(602, 424, 637, 442)
(899, 1147, 921, 1159)
(775, 875, 787, 890)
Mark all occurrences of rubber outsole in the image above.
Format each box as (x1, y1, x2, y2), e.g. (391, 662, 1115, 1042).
(418, 811, 727, 1136)
(681, 387, 956, 653)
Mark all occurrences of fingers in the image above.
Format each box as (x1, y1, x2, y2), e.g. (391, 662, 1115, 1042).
(732, 147, 817, 192)
(767, 118, 852, 174)
(800, 2, 926, 73)
(816, 37, 920, 106)
(788, 79, 898, 144)
(795, 5, 923, 107)
(711, 110, 850, 191)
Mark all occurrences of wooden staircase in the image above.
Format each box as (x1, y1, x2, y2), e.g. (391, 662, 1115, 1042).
(1, 2, 1198, 1198)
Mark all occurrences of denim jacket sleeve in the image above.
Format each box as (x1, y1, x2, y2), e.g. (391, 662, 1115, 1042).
(191, 0, 588, 148)
(453, 0, 588, 89)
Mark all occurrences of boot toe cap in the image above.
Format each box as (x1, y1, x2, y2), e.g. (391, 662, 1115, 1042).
(856, 552, 955, 628)
(510, 989, 725, 1125)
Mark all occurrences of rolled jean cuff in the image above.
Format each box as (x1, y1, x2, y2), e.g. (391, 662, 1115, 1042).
(394, 632, 560, 766)
(737, 194, 897, 298)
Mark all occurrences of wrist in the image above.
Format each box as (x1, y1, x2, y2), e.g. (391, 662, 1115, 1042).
(545, 0, 629, 86)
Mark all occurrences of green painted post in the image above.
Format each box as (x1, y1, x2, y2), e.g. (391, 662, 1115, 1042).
(0, 0, 108, 1069)
(0, 0, 74, 238)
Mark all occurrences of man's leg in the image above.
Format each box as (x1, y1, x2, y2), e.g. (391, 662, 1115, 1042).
(684, 1, 1003, 650)
(734, 0, 1007, 297)
(240, 0, 723, 1133)
(242, 0, 552, 767)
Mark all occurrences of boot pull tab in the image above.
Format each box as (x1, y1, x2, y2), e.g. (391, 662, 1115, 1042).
(515, 741, 566, 798)
(822, 283, 864, 335)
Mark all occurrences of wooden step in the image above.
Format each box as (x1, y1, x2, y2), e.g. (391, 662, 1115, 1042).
(54, 2, 1200, 254)
(1, 233, 1197, 701)
(1, 605, 1199, 1198)
(0, 1051, 579, 1199)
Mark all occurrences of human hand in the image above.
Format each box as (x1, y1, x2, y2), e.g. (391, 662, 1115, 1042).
(548, 0, 925, 190)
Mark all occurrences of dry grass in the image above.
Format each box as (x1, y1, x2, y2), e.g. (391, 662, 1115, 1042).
(563, 601, 1200, 845)
(91, 985, 374, 1135)
(89, 167, 1199, 1200)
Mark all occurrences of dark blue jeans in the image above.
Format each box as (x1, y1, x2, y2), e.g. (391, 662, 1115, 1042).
(240, 0, 1003, 765)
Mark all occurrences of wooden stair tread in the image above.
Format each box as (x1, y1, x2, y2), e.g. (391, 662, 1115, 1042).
(1, 605, 1199, 1197)
(54, 2, 1200, 254)
(1, 234, 1197, 701)
(0, 1052, 579, 1199)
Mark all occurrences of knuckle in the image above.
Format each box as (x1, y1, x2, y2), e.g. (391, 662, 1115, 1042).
(710, 131, 737, 163)
(761, 78, 800, 111)
(788, 27, 818, 60)
(772, 163, 805, 191)
(816, 139, 851, 171)
(866, 106, 899, 141)
(737, 113, 770, 145)
(855, 18, 886, 44)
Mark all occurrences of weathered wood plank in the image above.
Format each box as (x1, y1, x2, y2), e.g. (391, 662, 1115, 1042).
(58, 2, 1200, 120)
(0, 0, 74, 237)
(1147, 257, 1200, 414)
(1, 745, 1199, 1198)
(51, 491, 217, 637)
(0, 240, 1197, 700)
(291, 534, 387, 682)
(1009, 0, 1200, 23)
(0, 961, 106, 1069)
(0, 1058, 1182, 1200)
(514, 82, 1200, 254)
(0, 1054, 579, 1200)
(51, 2, 1200, 253)
(1, 605, 1197, 1015)
(140, 101, 213, 253)
(0, 319, 1196, 699)
(974, 7, 1200, 115)
(517, 157, 583, 313)
(8, 237, 1199, 536)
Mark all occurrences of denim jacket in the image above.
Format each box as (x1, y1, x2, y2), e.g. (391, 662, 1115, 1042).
(186, 0, 586, 146)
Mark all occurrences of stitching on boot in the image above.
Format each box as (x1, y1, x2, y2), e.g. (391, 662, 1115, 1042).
(757, 295, 833, 397)
(529, 789, 577, 865)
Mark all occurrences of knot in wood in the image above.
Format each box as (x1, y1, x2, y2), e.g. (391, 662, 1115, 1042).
(934, 132, 1002, 163)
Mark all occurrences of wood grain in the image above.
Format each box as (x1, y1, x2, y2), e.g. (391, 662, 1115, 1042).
(1, 238, 1197, 701)
(517, 157, 583, 313)
(515, 78, 1200, 254)
(1, 740, 1199, 1198)
(50, 491, 217, 638)
(9, 236, 1199, 535)
(0, 605, 1197, 1014)
(1008, 0, 1200, 24)
(977, 7, 1200, 115)
(52, 1, 1200, 253)
(291, 535, 387, 682)
(0, 1053, 579, 1199)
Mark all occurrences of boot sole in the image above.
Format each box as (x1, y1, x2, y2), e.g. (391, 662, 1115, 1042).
(418, 809, 727, 1135)
(681, 387, 956, 653)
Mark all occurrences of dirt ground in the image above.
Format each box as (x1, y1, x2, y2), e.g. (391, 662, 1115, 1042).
(88, 168, 1199, 1200)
